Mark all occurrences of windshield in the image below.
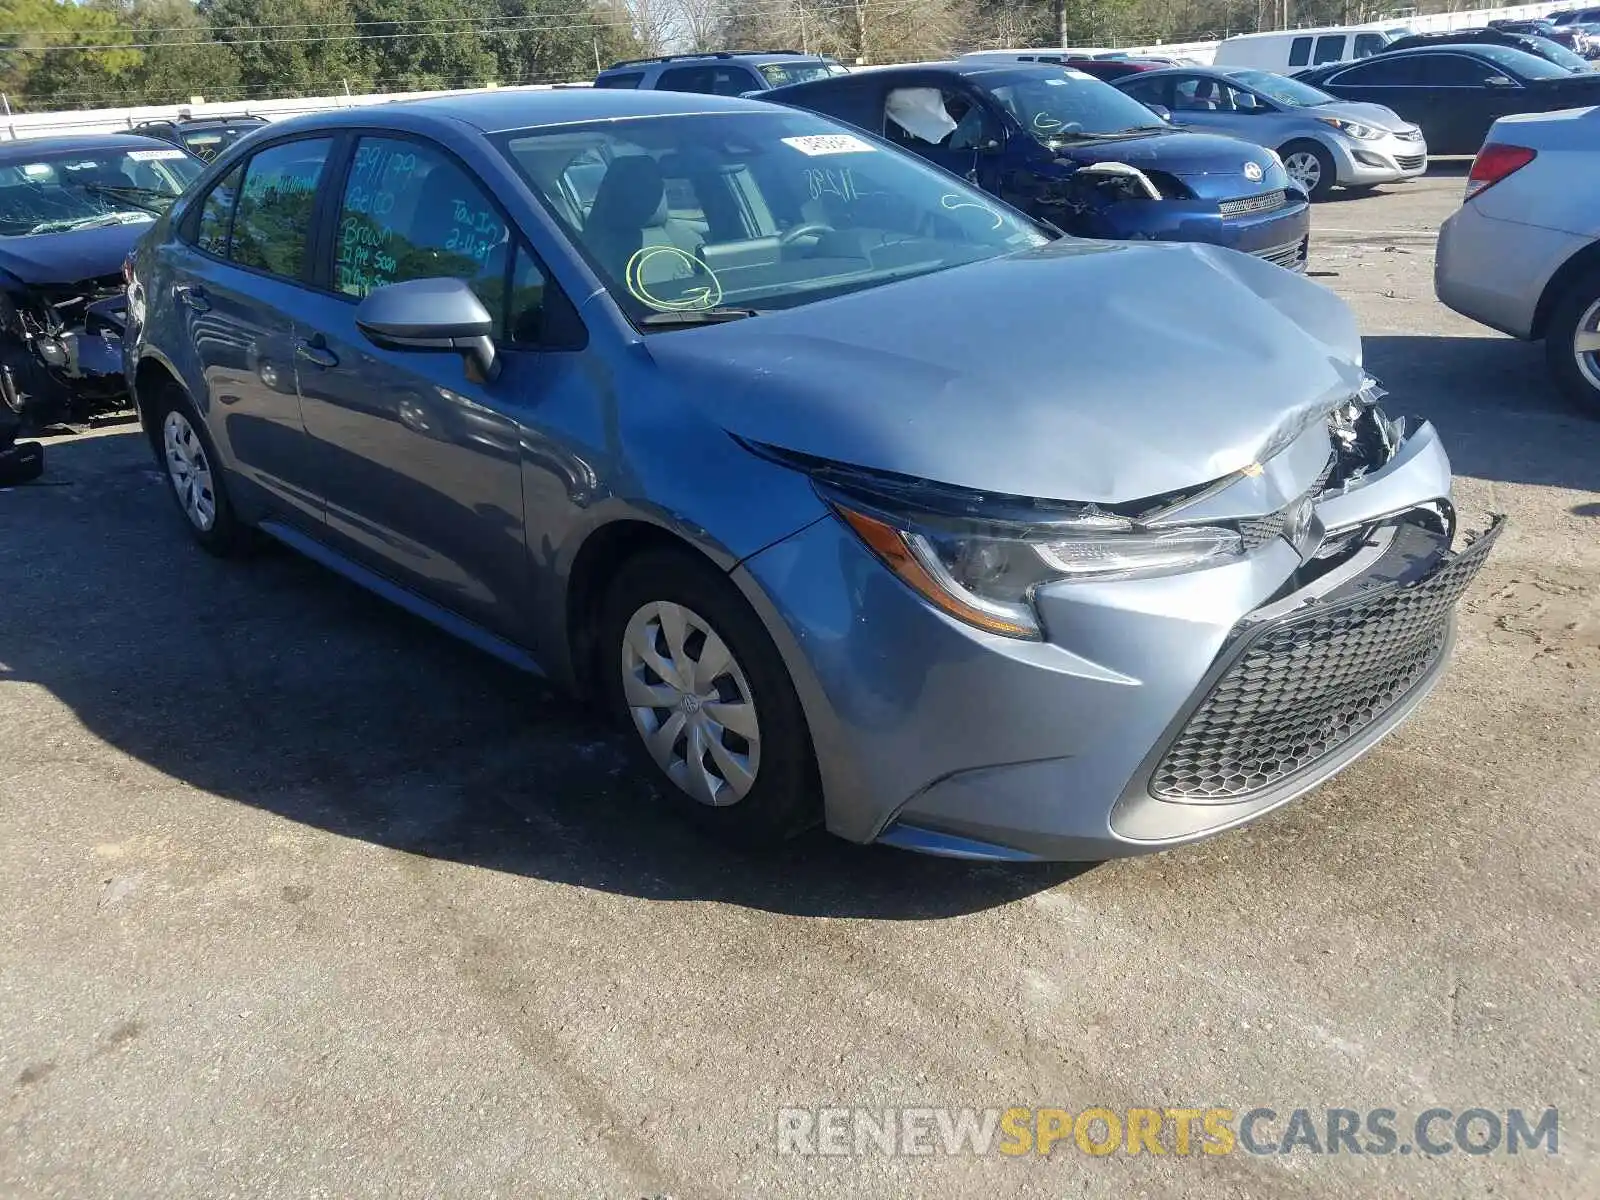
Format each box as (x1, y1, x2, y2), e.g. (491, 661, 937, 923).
(0, 146, 200, 237)
(1223, 68, 1336, 107)
(495, 111, 1047, 326)
(981, 69, 1171, 140)
(1521, 35, 1590, 70)
(181, 126, 259, 161)
(759, 60, 842, 87)
(1470, 43, 1573, 79)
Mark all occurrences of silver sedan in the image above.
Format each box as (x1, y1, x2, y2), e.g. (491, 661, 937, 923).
(1116, 65, 1428, 199)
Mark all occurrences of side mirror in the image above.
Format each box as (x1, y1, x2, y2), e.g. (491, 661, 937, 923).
(1147, 104, 1172, 121)
(355, 277, 499, 383)
(1484, 74, 1517, 87)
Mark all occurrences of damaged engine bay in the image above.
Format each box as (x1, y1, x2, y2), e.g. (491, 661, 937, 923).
(0, 135, 202, 432)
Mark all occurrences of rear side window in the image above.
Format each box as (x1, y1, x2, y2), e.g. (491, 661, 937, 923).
(194, 163, 242, 256)
(1288, 37, 1313, 67)
(657, 65, 760, 95)
(1330, 55, 1421, 85)
(595, 71, 644, 89)
(230, 138, 332, 280)
(1313, 35, 1347, 64)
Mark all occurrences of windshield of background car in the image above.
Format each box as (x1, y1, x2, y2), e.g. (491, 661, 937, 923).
(1225, 68, 1337, 107)
(1467, 44, 1572, 78)
(181, 126, 256, 160)
(1521, 35, 1589, 70)
(0, 147, 202, 236)
(979, 69, 1170, 140)
(495, 111, 1048, 325)
(758, 60, 840, 87)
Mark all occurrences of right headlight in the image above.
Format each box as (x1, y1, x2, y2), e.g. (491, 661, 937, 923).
(832, 502, 1243, 641)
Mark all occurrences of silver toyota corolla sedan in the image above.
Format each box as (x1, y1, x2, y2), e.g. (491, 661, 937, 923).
(124, 90, 1495, 862)
(1116, 66, 1428, 199)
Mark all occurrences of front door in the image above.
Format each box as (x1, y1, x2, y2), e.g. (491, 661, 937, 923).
(292, 134, 548, 641)
(881, 84, 1006, 192)
(162, 137, 335, 527)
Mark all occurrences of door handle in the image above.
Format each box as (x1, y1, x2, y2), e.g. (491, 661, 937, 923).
(173, 283, 210, 313)
(295, 338, 338, 369)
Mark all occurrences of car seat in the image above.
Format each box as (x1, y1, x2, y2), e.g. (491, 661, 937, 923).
(584, 155, 706, 289)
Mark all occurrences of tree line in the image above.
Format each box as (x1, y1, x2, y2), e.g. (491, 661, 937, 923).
(0, 0, 1445, 113)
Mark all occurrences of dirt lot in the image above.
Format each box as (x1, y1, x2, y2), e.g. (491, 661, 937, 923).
(2, 168, 1597, 1199)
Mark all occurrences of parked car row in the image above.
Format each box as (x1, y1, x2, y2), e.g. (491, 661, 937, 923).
(83, 81, 1504, 865)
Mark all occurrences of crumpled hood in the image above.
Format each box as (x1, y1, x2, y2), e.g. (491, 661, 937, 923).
(1059, 129, 1282, 184)
(1310, 100, 1418, 132)
(0, 219, 151, 287)
(646, 238, 1363, 505)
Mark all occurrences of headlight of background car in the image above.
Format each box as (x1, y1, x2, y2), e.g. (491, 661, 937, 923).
(832, 503, 1243, 640)
(1318, 117, 1381, 140)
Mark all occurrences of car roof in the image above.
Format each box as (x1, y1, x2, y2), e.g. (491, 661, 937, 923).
(0, 132, 176, 158)
(599, 50, 830, 72)
(258, 87, 782, 138)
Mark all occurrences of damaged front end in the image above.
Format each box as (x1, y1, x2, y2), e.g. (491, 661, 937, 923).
(0, 266, 132, 429)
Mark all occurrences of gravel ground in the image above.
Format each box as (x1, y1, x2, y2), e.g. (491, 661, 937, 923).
(1, 166, 1596, 1199)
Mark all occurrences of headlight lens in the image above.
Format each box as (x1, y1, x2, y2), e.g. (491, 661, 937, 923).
(1318, 116, 1382, 140)
(833, 503, 1243, 640)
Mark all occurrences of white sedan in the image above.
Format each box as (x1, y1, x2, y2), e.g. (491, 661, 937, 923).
(1436, 106, 1600, 416)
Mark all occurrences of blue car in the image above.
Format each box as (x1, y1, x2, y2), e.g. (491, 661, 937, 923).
(766, 61, 1312, 271)
(122, 90, 1486, 861)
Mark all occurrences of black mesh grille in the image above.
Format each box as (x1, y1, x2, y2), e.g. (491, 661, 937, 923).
(1220, 189, 1286, 218)
(1150, 522, 1500, 802)
(1239, 512, 1285, 550)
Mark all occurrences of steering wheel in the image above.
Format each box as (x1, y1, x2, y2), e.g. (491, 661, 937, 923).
(779, 223, 833, 247)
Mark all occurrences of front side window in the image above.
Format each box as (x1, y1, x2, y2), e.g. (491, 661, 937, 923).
(0, 145, 200, 237)
(333, 137, 511, 334)
(1354, 33, 1388, 58)
(883, 87, 999, 151)
(495, 110, 1048, 325)
(230, 138, 332, 279)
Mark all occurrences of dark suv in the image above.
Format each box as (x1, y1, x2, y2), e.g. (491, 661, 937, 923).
(593, 50, 845, 94)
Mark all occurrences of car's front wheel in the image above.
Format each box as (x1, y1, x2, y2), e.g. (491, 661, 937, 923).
(1280, 140, 1337, 201)
(598, 547, 820, 846)
(152, 380, 249, 554)
(1545, 270, 1600, 419)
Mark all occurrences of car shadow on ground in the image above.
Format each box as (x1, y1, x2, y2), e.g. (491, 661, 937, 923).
(1, 431, 1087, 920)
(1363, 334, 1600, 494)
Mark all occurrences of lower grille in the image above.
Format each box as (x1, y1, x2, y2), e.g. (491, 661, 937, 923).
(1253, 236, 1308, 272)
(1150, 518, 1502, 802)
(1395, 153, 1427, 170)
(1220, 189, 1287, 218)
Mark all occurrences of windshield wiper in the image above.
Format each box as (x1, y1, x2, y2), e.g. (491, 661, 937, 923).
(638, 307, 764, 328)
(25, 211, 149, 235)
(75, 183, 175, 214)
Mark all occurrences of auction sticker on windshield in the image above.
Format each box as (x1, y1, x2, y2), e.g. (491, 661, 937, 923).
(781, 134, 876, 156)
(128, 149, 190, 161)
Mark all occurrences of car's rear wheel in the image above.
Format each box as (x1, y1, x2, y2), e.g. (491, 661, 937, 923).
(153, 381, 248, 554)
(1280, 141, 1336, 201)
(598, 547, 820, 846)
(1546, 271, 1600, 419)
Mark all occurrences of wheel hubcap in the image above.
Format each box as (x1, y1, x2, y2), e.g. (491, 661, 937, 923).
(1573, 299, 1600, 391)
(1285, 151, 1321, 190)
(621, 600, 760, 807)
(162, 410, 216, 532)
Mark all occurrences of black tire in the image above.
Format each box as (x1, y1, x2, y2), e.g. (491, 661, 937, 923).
(1280, 140, 1337, 202)
(150, 379, 250, 555)
(1545, 269, 1600, 419)
(597, 547, 821, 847)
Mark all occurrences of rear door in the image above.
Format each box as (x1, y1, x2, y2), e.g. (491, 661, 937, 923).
(159, 135, 336, 527)
(1320, 54, 1427, 132)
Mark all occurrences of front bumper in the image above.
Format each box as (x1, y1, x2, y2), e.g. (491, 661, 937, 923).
(1095, 189, 1312, 269)
(735, 420, 1494, 862)
(1330, 130, 1430, 185)
(2, 294, 130, 416)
